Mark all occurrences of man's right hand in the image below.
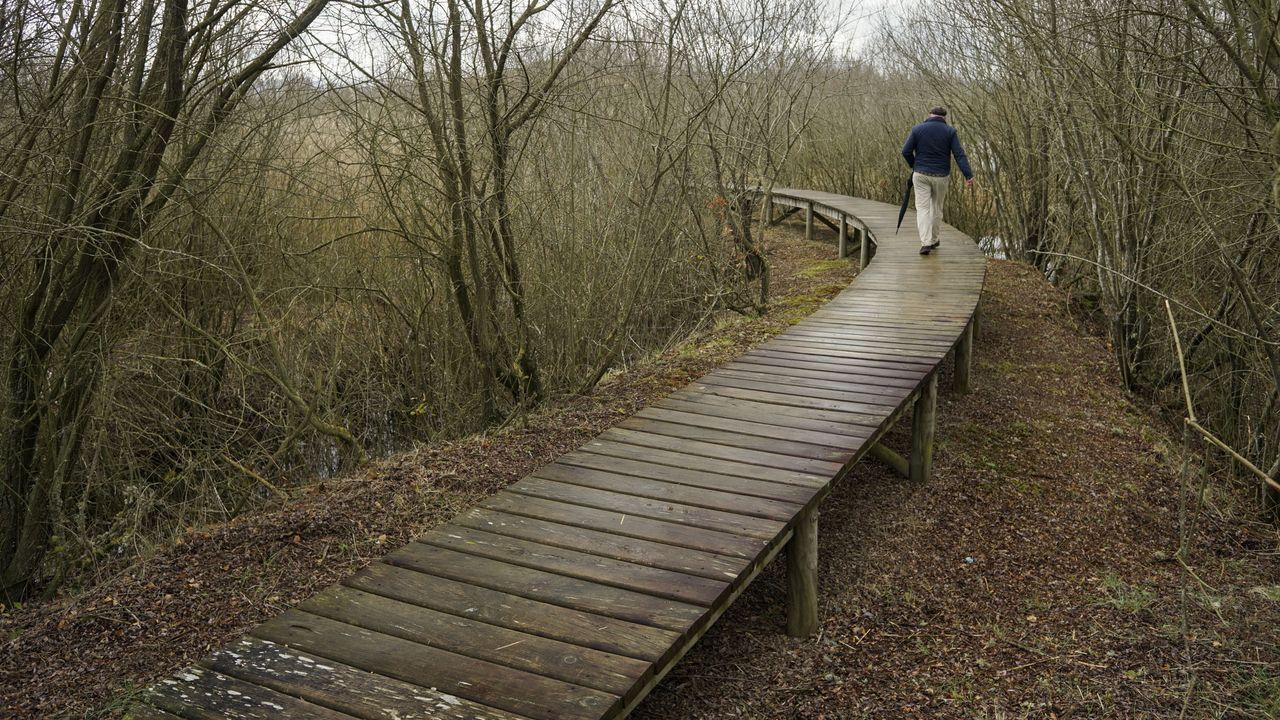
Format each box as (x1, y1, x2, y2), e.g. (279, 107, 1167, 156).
(965, 178, 975, 187)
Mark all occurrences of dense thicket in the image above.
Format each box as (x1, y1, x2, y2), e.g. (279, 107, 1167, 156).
(3, 0, 1275, 603)
(790, 0, 1279, 512)
(0, 0, 837, 600)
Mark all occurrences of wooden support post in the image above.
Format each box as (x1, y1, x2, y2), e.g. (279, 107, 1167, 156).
(859, 225, 871, 269)
(909, 373, 938, 482)
(765, 194, 775, 226)
(837, 215, 848, 258)
(954, 318, 974, 395)
(805, 202, 814, 243)
(869, 442, 909, 477)
(786, 506, 819, 637)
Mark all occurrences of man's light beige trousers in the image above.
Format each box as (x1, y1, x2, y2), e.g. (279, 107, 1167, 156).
(913, 172, 950, 247)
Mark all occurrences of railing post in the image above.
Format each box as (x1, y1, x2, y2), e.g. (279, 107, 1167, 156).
(805, 202, 814, 242)
(954, 318, 974, 395)
(837, 215, 848, 258)
(909, 373, 938, 482)
(859, 224, 871, 269)
(786, 506, 819, 637)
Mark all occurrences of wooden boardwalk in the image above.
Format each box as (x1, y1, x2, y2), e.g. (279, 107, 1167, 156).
(130, 188, 986, 720)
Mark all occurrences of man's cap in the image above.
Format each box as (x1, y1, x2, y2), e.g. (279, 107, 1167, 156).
(929, 106, 947, 117)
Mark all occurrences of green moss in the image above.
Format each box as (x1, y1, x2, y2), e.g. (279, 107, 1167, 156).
(1094, 574, 1156, 613)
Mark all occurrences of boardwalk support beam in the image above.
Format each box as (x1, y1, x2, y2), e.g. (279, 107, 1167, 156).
(954, 319, 974, 395)
(805, 202, 814, 242)
(837, 215, 848, 258)
(859, 225, 871, 269)
(909, 373, 938, 481)
(786, 506, 819, 637)
(869, 442, 909, 477)
(770, 205, 800, 226)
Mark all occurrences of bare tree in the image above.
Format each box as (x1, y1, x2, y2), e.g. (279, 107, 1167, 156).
(0, 0, 330, 601)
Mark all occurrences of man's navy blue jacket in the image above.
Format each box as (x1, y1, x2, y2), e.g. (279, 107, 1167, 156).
(901, 116, 973, 179)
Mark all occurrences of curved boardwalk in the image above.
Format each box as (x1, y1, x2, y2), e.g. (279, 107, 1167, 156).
(130, 188, 986, 720)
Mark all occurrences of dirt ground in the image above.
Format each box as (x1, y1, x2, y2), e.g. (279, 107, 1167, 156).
(2, 224, 1277, 719)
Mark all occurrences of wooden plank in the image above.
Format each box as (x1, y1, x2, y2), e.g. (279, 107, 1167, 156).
(509, 477, 785, 540)
(385, 543, 706, 632)
(635, 405, 865, 448)
(557, 449, 818, 503)
(205, 637, 528, 720)
(299, 586, 648, 696)
(797, 318, 963, 339)
(253, 610, 618, 720)
(664, 388, 882, 431)
(764, 338, 937, 365)
(618, 415, 853, 463)
(725, 355, 926, 385)
(457, 507, 749, 580)
(652, 396, 872, 440)
(697, 373, 905, 408)
(148, 666, 356, 720)
(347, 562, 679, 662)
(577, 438, 831, 487)
(686, 382, 899, 418)
(746, 348, 930, 375)
(704, 368, 913, 402)
(418, 526, 731, 607)
(597, 428, 845, 476)
(534, 462, 805, 519)
(718, 362, 919, 391)
(779, 327, 956, 349)
(481, 492, 766, 560)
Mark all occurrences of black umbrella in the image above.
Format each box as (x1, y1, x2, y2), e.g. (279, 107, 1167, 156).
(896, 174, 913, 234)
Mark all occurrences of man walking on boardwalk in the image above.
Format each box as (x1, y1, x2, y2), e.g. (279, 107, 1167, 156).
(901, 106, 974, 255)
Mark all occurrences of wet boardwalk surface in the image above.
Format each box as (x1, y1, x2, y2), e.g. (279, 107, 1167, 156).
(132, 188, 986, 720)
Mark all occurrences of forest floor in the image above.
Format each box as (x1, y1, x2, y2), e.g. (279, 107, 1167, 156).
(2, 222, 1277, 719)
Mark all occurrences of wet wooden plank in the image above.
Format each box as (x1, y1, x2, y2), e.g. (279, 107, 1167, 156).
(778, 329, 955, 350)
(385, 542, 706, 631)
(253, 610, 619, 720)
(418, 526, 730, 607)
(577, 439, 831, 487)
(635, 405, 864, 449)
(697, 374, 904, 408)
(481, 493, 765, 560)
(205, 637, 528, 720)
(510, 477, 786, 540)
(148, 666, 356, 720)
(660, 390, 882, 433)
(744, 348, 927, 375)
(721, 353, 921, 384)
(596, 428, 845, 476)
(762, 330, 947, 356)
(619, 416, 853, 463)
(716, 363, 919, 393)
(299, 586, 648, 696)
(686, 382, 895, 417)
(534, 462, 804, 520)
(346, 562, 679, 662)
(457, 506, 749, 580)
(557, 450, 817, 503)
(764, 338, 936, 365)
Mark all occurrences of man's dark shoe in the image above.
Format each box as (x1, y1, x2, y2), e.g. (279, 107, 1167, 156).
(919, 245, 932, 255)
